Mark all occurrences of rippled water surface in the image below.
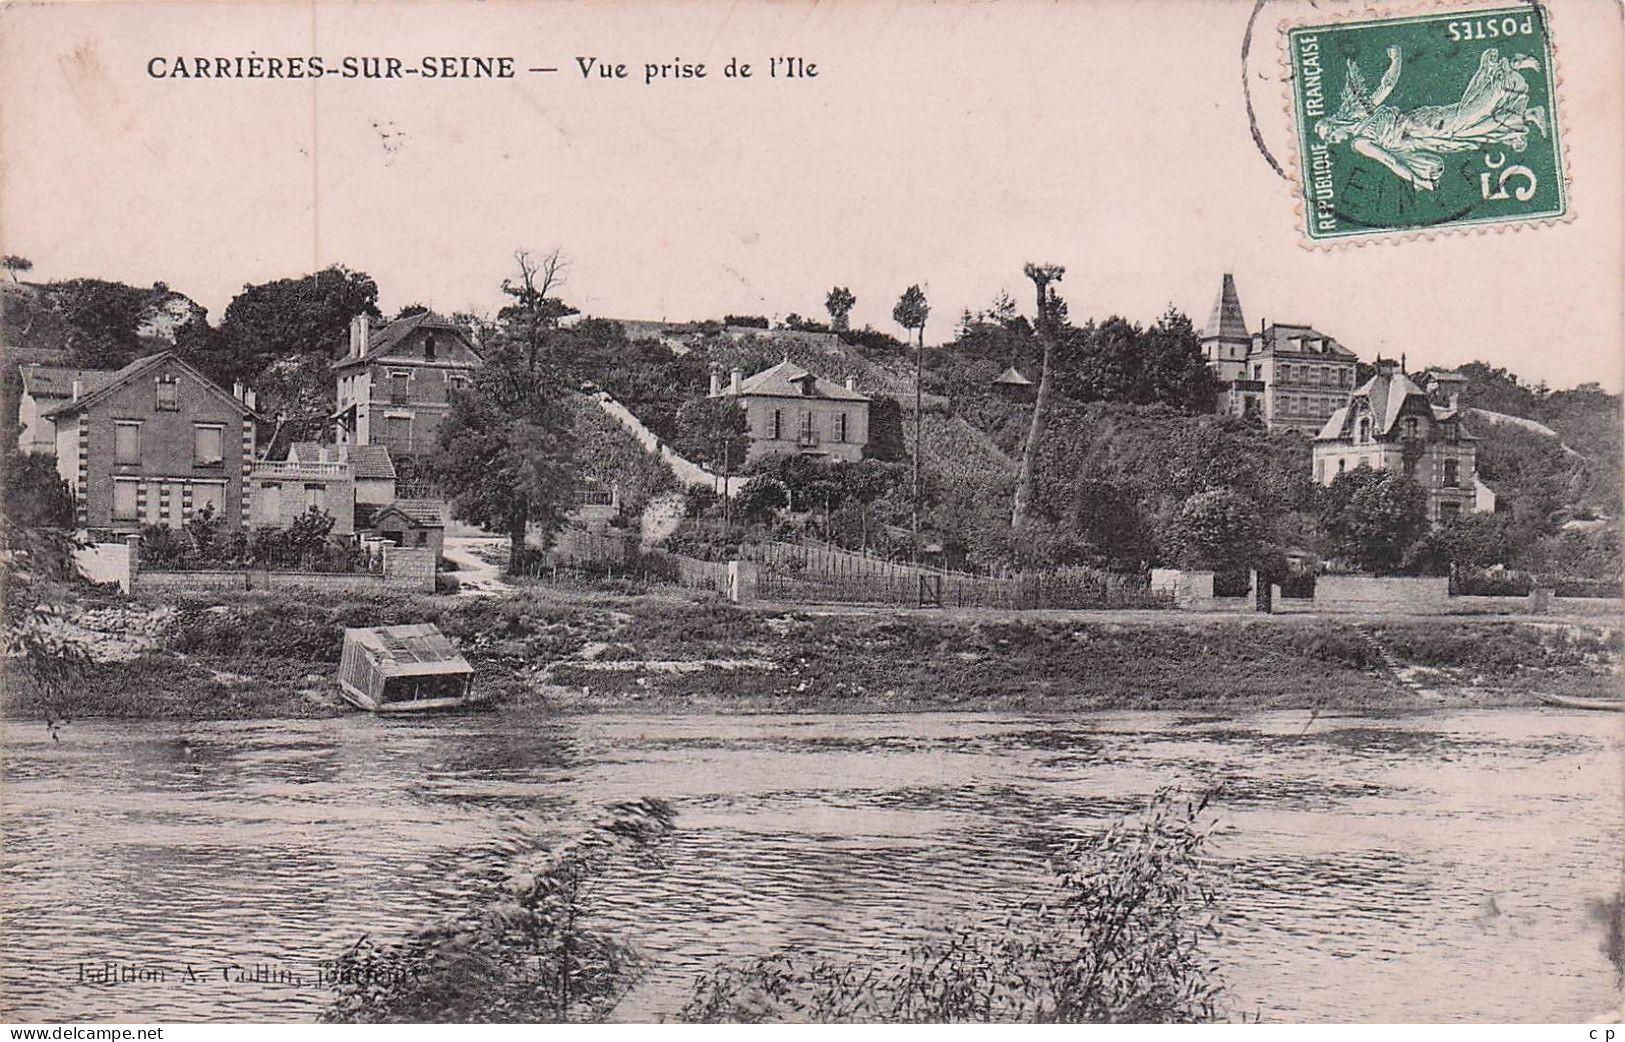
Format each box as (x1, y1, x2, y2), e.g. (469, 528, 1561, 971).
(3, 708, 1621, 1022)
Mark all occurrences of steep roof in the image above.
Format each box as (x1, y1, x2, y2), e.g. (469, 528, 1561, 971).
(1256, 323, 1357, 359)
(1315, 368, 1466, 442)
(349, 444, 396, 480)
(19, 365, 117, 400)
(1203, 273, 1249, 342)
(1314, 405, 1351, 441)
(372, 499, 447, 527)
(333, 311, 481, 370)
(42, 352, 257, 420)
(721, 359, 869, 402)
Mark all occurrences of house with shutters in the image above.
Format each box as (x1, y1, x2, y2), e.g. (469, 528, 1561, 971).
(708, 360, 870, 464)
(332, 311, 482, 459)
(1312, 362, 1495, 525)
(30, 352, 259, 535)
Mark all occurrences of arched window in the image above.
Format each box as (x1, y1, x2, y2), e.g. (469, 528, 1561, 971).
(1358, 417, 1371, 444)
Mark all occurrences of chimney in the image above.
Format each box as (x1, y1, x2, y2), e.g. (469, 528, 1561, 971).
(245, 388, 257, 411)
(233, 380, 245, 401)
(349, 314, 369, 359)
(71, 379, 82, 401)
(845, 375, 857, 392)
(709, 370, 722, 396)
(730, 367, 743, 394)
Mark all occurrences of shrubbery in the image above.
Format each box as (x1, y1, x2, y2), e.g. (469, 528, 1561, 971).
(322, 791, 1225, 1024)
(139, 506, 375, 573)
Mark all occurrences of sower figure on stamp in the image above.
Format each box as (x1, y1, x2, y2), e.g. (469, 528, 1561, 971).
(1316, 45, 1549, 190)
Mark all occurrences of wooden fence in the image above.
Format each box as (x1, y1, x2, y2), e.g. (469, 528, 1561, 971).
(757, 560, 1171, 610)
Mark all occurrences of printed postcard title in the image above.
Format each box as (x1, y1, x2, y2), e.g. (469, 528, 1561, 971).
(145, 54, 819, 85)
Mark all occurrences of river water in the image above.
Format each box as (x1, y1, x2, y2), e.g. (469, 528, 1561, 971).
(2, 708, 1620, 1023)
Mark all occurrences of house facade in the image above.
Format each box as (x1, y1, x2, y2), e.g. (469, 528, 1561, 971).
(333, 311, 482, 459)
(709, 360, 870, 464)
(38, 352, 258, 535)
(1200, 274, 1360, 435)
(1312, 364, 1493, 525)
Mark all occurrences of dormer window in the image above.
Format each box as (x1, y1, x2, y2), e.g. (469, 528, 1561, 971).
(1357, 416, 1371, 444)
(1402, 417, 1419, 440)
(424, 335, 437, 361)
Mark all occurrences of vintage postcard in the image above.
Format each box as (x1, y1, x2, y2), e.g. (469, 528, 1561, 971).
(1, 0, 1621, 1030)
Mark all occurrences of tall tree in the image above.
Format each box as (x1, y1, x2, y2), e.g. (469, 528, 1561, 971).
(674, 397, 749, 477)
(1012, 262, 1066, 530)
(219, 265, 379, 378)
(825, 286, 856, 332)
(893, 285, 931, 561)
(216, 266, 380, 442)
(432, 334, 578, 572)
(499, 249, 577, 372)
(2, 255, 33, 283)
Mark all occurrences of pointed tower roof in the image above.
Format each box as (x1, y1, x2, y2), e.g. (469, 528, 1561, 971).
(1203, 273, 1249, 342)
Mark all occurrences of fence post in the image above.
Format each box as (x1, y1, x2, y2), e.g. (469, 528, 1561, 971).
(122, 533, 141, 593)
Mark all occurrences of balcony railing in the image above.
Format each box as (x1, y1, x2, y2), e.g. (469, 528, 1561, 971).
(251, 460, 349, 478)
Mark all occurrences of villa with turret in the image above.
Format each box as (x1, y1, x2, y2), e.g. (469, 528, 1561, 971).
(1199, 273, 1360, 436)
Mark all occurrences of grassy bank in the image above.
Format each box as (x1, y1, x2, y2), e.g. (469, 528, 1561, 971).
(2, 582, 1619, 722)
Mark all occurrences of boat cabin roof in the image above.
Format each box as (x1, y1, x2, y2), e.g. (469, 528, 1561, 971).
(342, 624, 473, 678)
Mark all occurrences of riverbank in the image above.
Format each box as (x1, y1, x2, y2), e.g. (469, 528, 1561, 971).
(2, 583, 1619, 722)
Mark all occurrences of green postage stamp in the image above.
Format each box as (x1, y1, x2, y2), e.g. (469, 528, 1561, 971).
(1286, 4, 1566, 242)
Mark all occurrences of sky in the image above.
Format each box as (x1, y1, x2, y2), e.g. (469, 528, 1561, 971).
(2, 0, 1621, 391)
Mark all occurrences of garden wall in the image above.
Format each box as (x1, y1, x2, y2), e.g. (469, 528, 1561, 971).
(107, 540, 438, 595)
(1150, 569, 1254, 612)
(1301, 575, 1451, 615)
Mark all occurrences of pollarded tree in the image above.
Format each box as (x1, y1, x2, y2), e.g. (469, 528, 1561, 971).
(893, 284, 931, 559)
(1011, 262, 1066, 531)
(825, 286, 856, 332)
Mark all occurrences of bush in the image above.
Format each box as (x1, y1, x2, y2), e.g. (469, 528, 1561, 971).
(1451, 571, 1532, 597)
(1552, 578, 1622, 599)
(324, 799, 677, 1023)
(680, 790, 1225, 1023)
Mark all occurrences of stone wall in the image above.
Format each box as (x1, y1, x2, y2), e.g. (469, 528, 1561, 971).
(1150, 568, 1239, 611)
(382, 545, 436, 592)
(100, 536, 438, 595)
(74, 541, 132, 592)
(1312, 575, 1451, 614)
(133, 569, 415, 594)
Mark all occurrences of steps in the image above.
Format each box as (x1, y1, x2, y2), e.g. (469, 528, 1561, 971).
(1355, 625, 1443, 701)
(587, 390, 741, 498)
